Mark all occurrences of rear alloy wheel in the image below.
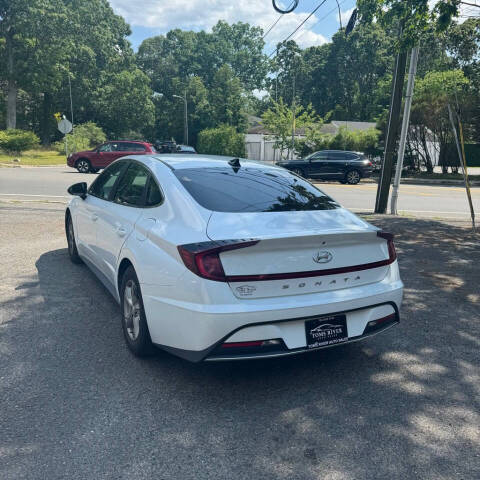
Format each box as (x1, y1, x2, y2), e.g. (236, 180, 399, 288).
(345, 169, 361, 185)
(66, 214, 82, 264)
(76, 158, 91, 173)
(121, 266, 154, 357)
(292, 168, 305, 177)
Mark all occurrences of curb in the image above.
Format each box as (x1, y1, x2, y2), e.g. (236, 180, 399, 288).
(363, 177, 480, 187)
(0, 163, 67, 168)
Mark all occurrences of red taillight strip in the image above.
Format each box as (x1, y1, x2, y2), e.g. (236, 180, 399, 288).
(221, 341, 264, 348)
(224, 231, 396, 282)
(178, 231, 396, 283)
(178, 240, 259, 282)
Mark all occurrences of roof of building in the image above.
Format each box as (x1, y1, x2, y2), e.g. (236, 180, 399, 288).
(246, 119, 377, 136)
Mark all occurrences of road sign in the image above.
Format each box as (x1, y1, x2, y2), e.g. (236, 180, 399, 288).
(58, 118, 73, 134)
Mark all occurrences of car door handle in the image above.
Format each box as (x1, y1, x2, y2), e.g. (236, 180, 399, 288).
(116, 226, 127, 237)
(91, 214, 98, 221)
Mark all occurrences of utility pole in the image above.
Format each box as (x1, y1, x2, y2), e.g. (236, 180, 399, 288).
(184, 89, 188, 145)
(67, 71, 74, 132)
(375, 47, 408, 213)
(291, 72, 296, 160)
(391, 46, 420, 215)
(173, 91, 188, 145)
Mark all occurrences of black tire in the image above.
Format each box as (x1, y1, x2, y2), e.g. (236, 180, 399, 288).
(75, 158, 92, 173)
(292, 168, 305, 177)
(66, 213, 83, 264)
(339, 179, 347, 184)
(345, 169, 361, 185)
(120, 266, 154, 357)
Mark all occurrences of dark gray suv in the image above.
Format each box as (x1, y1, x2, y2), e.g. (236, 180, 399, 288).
(276, 150, 374, 184)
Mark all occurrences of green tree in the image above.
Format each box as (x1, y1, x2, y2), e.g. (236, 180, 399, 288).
(410, 69, 469, 172)
(94, 70, 154, 138)
(262, 99, 319, 159)
(211, 21, 268, 91)
(197, 125, 245, 157)
(209, 65, 247, 132)
(356, 0, 462, 47)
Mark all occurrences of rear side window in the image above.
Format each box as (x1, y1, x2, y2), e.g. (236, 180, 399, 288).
(114, 163, 149, 206)
(88, 161, 125, 200)
(126, 143, 147, 152)
(310, 152, 328, 161)
(145, 178, 163, 206)
(174, 167, 339, 213)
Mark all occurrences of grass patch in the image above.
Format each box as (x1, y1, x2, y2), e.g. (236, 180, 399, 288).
(0, 149, 66, 166)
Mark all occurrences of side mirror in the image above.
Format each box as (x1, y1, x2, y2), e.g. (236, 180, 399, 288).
(68, 182, 87, 200)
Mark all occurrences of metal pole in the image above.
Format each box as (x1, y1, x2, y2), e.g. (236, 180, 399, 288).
(184, 90, 188, 145)
(448, 105, 476, 231)
(291, 73, 296, 160)
(375, 48, 408, 213)
(391, 46, 419, 215)
(68, 72, 74, 131)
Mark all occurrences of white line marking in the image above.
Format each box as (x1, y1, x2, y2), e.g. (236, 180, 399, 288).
(348, 207, 471, 216)
(0, 193, 70, 198)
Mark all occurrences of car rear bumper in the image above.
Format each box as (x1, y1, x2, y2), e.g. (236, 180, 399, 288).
(205, 304, 399, 361)
(142, 265, 403, 362)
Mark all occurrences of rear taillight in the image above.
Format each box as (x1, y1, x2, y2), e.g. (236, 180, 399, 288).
(377, 231, 397, 262)
(178, 240, 259, 282)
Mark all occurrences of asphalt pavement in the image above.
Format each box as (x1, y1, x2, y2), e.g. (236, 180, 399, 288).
(1, 166, 479, 220)
(1, 198, 479, 479)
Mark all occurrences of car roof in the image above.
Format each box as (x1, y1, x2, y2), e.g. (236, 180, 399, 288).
(144, 154, 280, 171)
(107, 140, 149, 144)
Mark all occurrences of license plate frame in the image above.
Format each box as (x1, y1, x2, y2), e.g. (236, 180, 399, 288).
(305, 314, 348, 349)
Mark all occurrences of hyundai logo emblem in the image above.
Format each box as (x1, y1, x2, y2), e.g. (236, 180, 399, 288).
(313, 250, 333, 264)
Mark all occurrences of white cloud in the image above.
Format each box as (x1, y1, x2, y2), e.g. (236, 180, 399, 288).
(110, 0, 330, 49)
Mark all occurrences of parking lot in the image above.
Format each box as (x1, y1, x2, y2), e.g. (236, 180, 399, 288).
(1, 180, 479, 478)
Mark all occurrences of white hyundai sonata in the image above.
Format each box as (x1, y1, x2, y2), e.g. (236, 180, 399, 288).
(65, 155, 403, 361)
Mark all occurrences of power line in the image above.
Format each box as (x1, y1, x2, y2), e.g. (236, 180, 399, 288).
(263, 1, 296, 39)
(292, 0, 350, 45)
(268, 0, 349, 59)
(268, 0, 328, 58)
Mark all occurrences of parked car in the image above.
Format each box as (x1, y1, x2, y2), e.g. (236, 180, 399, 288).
(67, 140, 156, 173)
(154, 140, 177, 153)
(276, 150, 374, 184)
(175, 145, 197, 154)
(65, 154, 403, 361)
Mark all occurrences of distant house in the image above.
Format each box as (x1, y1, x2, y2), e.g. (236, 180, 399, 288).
(245, 116, 377, 162)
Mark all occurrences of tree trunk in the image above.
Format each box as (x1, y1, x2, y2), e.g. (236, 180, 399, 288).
(41, 92, 53, 145)
(6, 28, 17, 129)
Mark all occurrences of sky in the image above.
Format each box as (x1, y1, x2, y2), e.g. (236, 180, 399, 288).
(109, 0, 358, 52)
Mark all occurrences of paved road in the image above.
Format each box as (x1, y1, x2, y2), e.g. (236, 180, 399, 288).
(1, 203, 479, 479)
(1, 166, 479, 219)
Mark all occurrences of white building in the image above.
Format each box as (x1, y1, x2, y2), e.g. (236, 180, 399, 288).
(245, 117, 377, 163)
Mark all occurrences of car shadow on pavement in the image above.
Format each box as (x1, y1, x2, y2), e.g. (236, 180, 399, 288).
(1, 216, 479, 480)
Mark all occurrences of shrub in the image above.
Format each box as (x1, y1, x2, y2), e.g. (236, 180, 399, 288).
(53, 122, 106, 154)
(0, 129, 39, 155)
(197, 125, 245, 157)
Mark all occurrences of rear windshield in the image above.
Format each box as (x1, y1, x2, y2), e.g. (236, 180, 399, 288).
(174, 167, 339, 213)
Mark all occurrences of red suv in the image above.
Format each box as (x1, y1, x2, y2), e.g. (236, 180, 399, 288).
(67, 141, 156, 173)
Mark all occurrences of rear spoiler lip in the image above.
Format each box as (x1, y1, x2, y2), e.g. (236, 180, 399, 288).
(224, 230, 396, 283)
(179, 231, 396, 283)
